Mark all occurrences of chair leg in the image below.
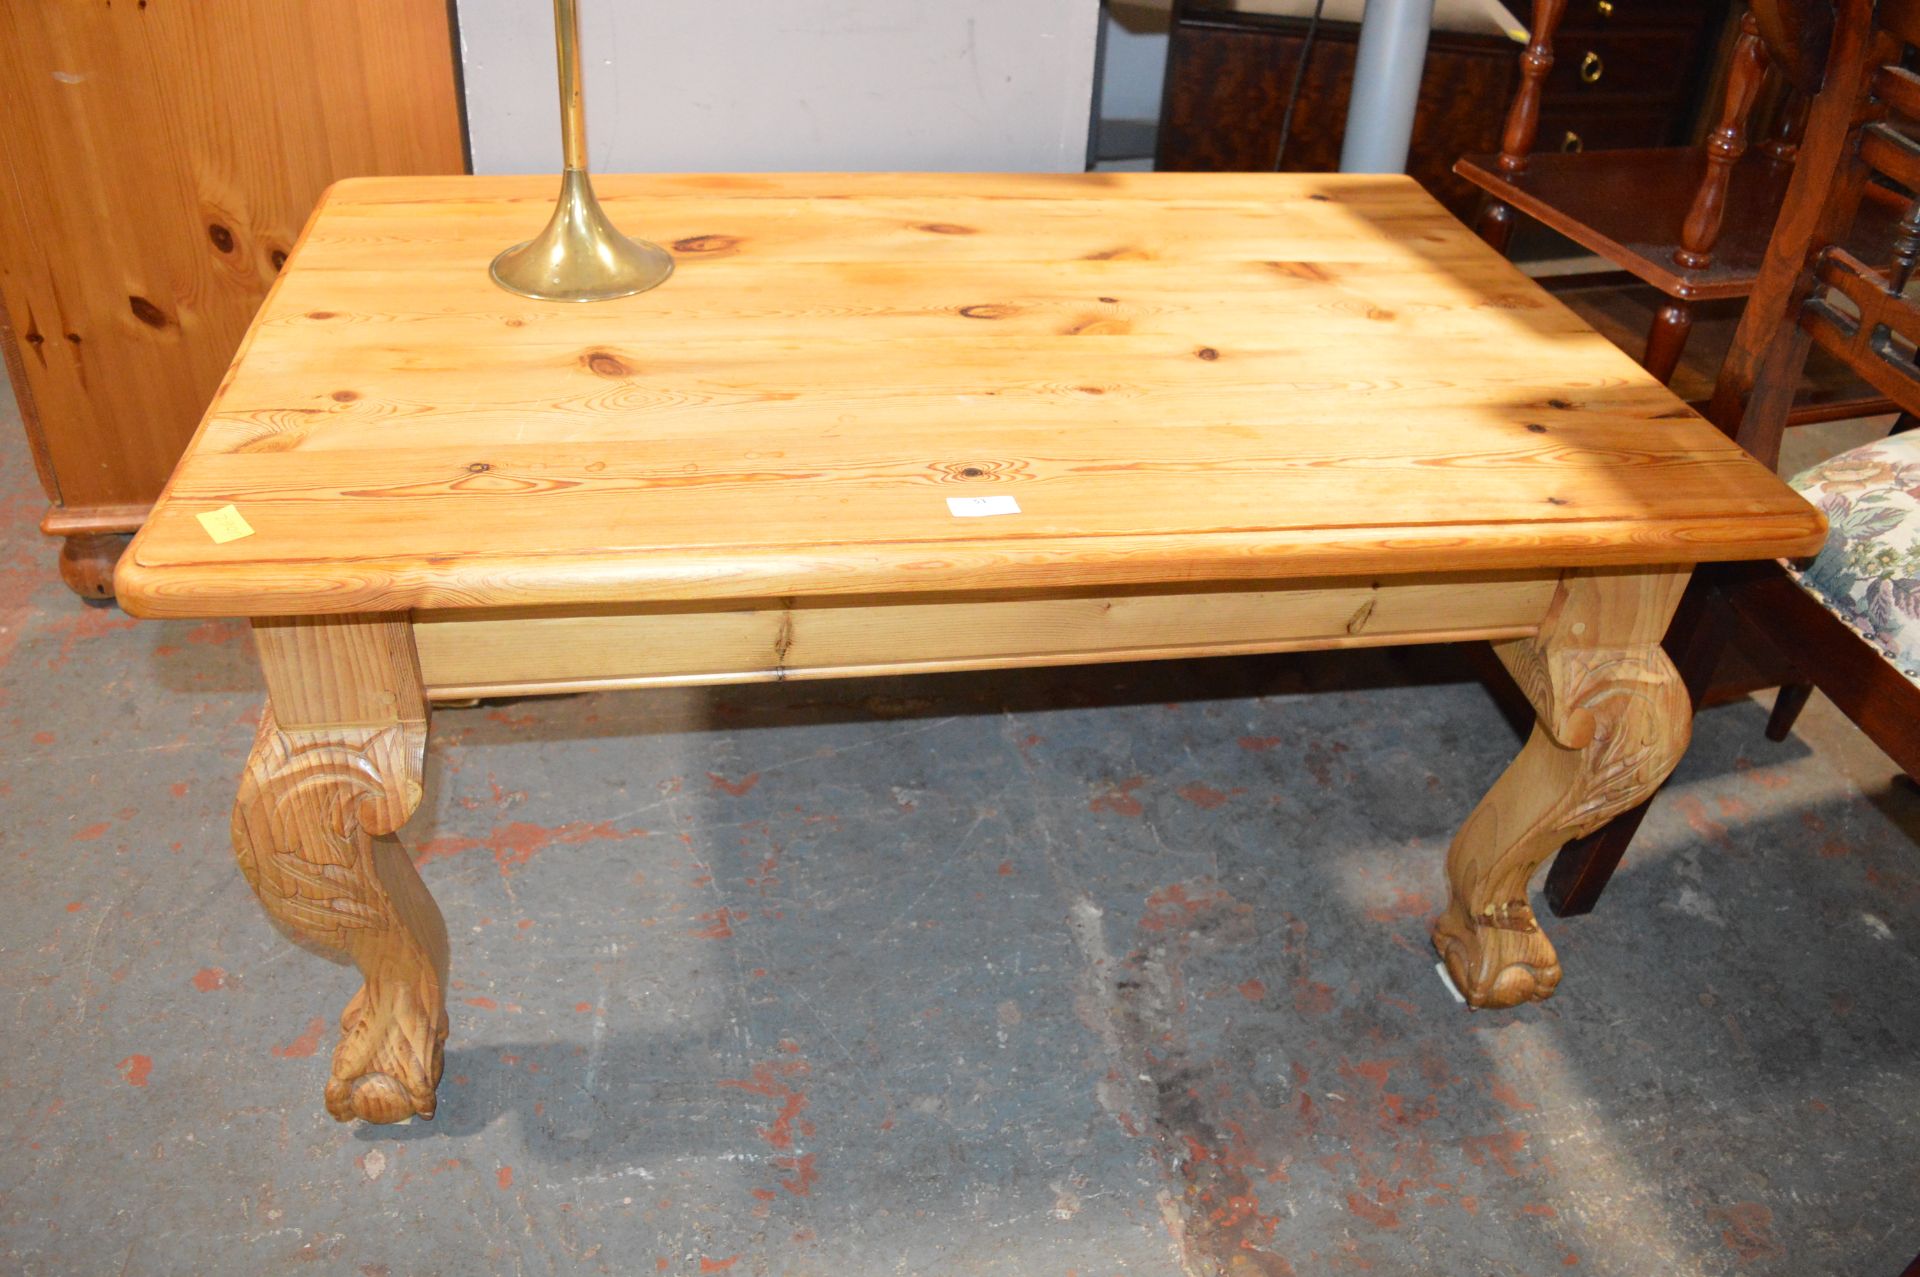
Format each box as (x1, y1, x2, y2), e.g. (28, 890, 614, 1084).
(1544, 804, 1651, 918)
(1643, 300, 1694, 383)
(1544, 570, 1728, 916)
(1765, 682, 1816, 741)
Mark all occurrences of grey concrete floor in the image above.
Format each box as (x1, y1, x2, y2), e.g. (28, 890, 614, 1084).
(2, 395, 1918, 1277)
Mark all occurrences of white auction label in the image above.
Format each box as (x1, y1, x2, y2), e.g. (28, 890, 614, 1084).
(946, 495, 1022, 517)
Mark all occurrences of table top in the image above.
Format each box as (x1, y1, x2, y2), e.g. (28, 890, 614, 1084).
(116, 172, 1825, 619)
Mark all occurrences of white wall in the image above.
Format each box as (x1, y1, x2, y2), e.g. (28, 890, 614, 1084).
(457, 1, 1103, 174)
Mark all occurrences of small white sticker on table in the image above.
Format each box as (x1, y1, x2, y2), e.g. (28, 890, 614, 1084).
(947, 495, 1021, 518)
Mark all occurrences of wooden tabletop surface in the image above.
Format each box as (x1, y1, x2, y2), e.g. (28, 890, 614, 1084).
(115, 173, 1825, 619)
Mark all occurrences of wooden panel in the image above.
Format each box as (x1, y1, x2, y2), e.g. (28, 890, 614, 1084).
(1557, 0, 1722, 34)
(0, 0, 465, 526)
(412, 573, 1563, 697)
(115, 173, 1826, 619)
(1155, 10, 1520, 220)
(255, 614, 425, 729)
(1543, 28, 1706, 102)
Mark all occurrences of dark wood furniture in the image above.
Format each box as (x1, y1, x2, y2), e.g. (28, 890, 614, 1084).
(0, 0, 467, 601)
(1156, 0, 1726, 223)
(1457, 0, 1906, 402)
(1546, 0, 1920, 917)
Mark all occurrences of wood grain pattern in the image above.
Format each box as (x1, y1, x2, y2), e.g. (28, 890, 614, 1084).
(115, 173, 1823, 618)
(413, 573, 1561, 697)
(0, 0, 463, 577)
(237, 616, 444, 1124)
(1433, 565, 1691, 1007)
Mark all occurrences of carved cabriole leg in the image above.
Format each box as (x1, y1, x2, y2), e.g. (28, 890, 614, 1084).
(1434, 567, 1691, 1008)
(235, 615, 448, 1123)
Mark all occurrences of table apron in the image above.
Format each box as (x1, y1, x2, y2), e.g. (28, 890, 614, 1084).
(411, 570, 1563, 701)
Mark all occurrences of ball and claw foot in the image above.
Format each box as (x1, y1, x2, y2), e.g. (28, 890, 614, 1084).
(1432, 899, 1562, 1010)
(325, 982, 449, 1124)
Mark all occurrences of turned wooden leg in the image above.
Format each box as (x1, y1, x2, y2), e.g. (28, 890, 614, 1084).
(234, 615, 448, 1123)
(1673, 10, 1767, 270)
(1434, 567, 1692, 1008)
(1643, 300, 1694, 384)
(1475, 0, 1570, 260)
(58, 532, 132, 602)
(1475, 199, 1518, 255)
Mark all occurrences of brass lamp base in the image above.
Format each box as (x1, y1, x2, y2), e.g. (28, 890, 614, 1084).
(490, 170, 673, 302)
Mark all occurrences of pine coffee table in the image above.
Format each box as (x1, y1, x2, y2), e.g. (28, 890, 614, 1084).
(116, 173, 1824, 1123)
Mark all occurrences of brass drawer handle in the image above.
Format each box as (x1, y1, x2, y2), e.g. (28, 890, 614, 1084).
(1561, 130, 1584, 152)
(1581, 51, 1605, 83)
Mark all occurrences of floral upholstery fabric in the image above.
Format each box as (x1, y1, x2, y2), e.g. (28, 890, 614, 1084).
(1785, 430, 1920, 686)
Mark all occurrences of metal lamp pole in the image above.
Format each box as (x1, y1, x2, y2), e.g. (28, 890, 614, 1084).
(1338, 0, 1438, 174)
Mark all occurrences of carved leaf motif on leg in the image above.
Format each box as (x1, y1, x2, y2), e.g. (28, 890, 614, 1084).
(233, 705, 449, 1123)
(1434, 643, 1690, 1009)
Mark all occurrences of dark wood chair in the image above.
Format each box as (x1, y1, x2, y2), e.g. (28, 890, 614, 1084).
(1543, 0, 1920, 917)
(1457, 0, 1904, 403)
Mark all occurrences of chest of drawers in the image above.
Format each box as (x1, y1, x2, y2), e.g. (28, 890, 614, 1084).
(1155, 0, 1731, 221)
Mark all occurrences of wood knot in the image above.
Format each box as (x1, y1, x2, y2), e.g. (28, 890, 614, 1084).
(1546, 496, 1570, 506)
(306, 311, 335, 320)
(207, 223, 235, 253)
(959, 304, 1017, 320)
(1526, 422, 1547, 433)
(673, 234, 740, 254)
(917, 222, 975, 235)
(270, 249, 288, 271)
(1309, 193, 1332, 202)
(1196, 347, 1219, 361)
(127, 296, 168, 329)
(1547, 398, 1574, 410)
(331, 389, 359, 402)
(932, 459, 1023, 482)
(583, 350, 632, 378)
(1077, 385, 1105, 395)
(467, 462, 491, 473)
(1098, 296, 1119, 304)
